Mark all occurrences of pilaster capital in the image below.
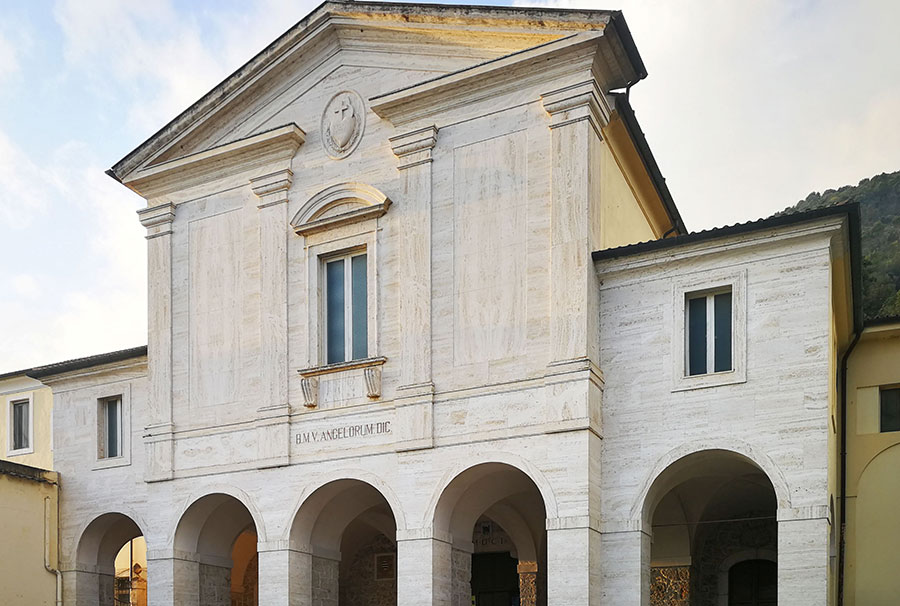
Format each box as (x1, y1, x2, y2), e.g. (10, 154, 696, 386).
(137, 202, 176, 239)
(251, 168, 294, 209)
(541, 80, 611, 136)
(389, 125, 438, 170)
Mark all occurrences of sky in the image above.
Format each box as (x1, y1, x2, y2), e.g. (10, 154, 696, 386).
(0, 0, 898, 370)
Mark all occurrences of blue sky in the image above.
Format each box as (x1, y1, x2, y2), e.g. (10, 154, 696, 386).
(0, 0, 898, 370)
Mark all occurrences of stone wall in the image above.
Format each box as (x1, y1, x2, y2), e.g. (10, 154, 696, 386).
(199, 563, 231, 606)
(692, 518, 776, 606)
(340, 534, 397, 606)
(312, 556, 339, 606)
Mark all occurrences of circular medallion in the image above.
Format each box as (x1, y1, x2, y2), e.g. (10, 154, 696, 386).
(321, 90, 365, 159)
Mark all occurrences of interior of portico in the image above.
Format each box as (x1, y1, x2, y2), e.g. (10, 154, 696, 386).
(645, 451, 778, 606)
(73, 512, 146, 606)
(434, 463, 548, 606)
(173, 493, 259, 606)
(290, 479, 399, 606)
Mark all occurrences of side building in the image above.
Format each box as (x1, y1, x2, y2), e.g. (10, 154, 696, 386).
(0, 370, 58, 604)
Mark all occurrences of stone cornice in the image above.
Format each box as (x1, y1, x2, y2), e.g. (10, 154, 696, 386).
(123, 124, 306, 200)
(541, 79, 611, 137)
(369, 31, 605, 128)
(251, 168, 294, 209)
(138, 202, 176, 238)
(389, 126, 438, 170)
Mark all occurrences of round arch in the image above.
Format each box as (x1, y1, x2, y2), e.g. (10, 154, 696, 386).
(283, 469, 406, 542)
(169, 485, 267, 548)
(631, 440, 792, 526)
(424, 454, 559, 529)
(75, 511, 145, 573)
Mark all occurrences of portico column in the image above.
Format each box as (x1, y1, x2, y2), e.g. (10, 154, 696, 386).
(137, 202, 176, 482)
(599, 522, 650, 606)
(547, 517, 603, 606)
(256, 540, 309, 606)
(778, 508, 830, 605)
(396, 528, 453, 606)
(390, 126, 438, 452)
(518, 561, 538, 606)
(146, 550, 199, 606)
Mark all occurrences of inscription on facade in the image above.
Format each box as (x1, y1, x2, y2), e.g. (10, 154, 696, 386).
(295, 421, 391, 444)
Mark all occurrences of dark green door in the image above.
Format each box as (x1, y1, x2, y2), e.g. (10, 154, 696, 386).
(471, 552, 519, 606)
(729, 559, 777, 606)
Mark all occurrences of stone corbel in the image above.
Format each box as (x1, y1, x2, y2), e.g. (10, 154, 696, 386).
(364, 366, 381, 399)
(389, 125, 437, 170)
(251, 168, 294, 209)
(300, 377, 318, 408)
(541, 80, 611, 137)
(137, 202, 176, 239)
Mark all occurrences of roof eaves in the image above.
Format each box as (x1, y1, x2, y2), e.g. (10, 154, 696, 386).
(0, 345, 148, 382)
(611, 92, 686, 235)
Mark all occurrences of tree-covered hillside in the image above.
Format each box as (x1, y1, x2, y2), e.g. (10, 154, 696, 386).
(782, 170, 900, 319)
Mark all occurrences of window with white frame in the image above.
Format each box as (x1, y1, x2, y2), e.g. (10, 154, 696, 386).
(99, 395, 123, 459)
(685, 288, 733, 376)
(8, 397, 32, 454)
(324, 250, 368, 364)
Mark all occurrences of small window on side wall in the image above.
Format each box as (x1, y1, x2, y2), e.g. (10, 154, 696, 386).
(324, 251, 368, 364)
(99, 396, 123, 459)
(10, 398, 31, 453)
(686, 288, 733, 376)
(881, 388, 900, 433)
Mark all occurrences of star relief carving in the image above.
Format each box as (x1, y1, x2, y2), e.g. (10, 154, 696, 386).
(322, 90, 365, 159)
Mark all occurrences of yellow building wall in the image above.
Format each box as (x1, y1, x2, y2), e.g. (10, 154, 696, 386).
(844, 322, 900, 605)
(597, 140, 658, 250)
(0, 379, 53, 470)
(0, 463, 59, 606)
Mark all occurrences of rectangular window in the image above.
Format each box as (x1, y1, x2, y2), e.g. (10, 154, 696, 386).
(325, 252, 368, 364)
(11, 399, 29, 451)
(686, 289, 733, 376)
(100, 396, 123, 459)
(881, 388, 900, 433)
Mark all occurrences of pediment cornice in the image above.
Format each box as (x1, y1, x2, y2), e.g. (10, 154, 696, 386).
(123, 123, 305, 201)
(108, 2, 641, 188)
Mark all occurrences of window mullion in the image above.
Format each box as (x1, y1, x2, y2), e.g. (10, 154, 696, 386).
(345, 255, 353, 361)
(706, 294, 715, 373)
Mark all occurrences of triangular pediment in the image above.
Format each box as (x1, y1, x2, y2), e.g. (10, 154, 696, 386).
(109, 1, 642, 191)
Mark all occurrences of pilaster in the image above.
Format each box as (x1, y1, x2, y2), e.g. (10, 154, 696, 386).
(390, 126, 437, 451)
(396, 528, 453, 606)
(540, 80, 609, 433)
(546, 517, 603, 606)
(251, 167, 297, 468)
(137, 202, 176, 482)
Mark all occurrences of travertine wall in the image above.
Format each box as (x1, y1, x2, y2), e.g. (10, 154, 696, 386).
(596, 219, 844, 605)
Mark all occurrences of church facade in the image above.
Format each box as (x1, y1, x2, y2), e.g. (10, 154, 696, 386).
(26, 3, 865, 605)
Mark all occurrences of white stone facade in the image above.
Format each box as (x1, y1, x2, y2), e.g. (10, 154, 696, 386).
(44, 3, 852, 605)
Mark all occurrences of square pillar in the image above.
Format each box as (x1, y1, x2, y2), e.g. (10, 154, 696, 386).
(778, 515, 829, 606)
(396, 529, 453, 606)
(547, 518, 602, 606)
(147, 554, 199, 606)
(599, 527, 650, 606)
(257, 542, 310, 606)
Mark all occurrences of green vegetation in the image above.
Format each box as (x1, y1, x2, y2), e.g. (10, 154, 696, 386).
(783, 170, 900, 320)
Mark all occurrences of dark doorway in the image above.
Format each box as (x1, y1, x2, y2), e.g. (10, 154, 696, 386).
(729, 559, 776, 606)
(471, 552, 519, 606)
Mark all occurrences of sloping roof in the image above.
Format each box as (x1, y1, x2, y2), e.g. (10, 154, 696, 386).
(108, 1, 644, 184)
(593, 203, 864, 333)
(0, 346, 147, 382)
